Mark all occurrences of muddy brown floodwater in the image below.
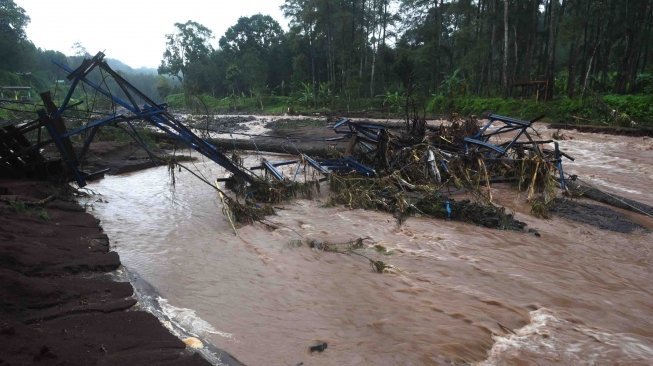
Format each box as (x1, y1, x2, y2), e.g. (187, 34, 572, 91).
(85, 127, 653, 365)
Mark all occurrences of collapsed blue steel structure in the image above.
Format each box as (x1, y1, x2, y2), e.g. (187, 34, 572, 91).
(1, 52, 568, 193)
(37, 52, 377, 188)
(463, 114, 573, 189)
(322, 115, 571, 189)
(41, 52, 258, 187)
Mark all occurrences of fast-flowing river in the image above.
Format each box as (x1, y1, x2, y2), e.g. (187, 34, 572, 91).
(85, 127, 653, 365)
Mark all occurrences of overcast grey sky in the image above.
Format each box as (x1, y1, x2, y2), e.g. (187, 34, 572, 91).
(15, 0, 288, 69)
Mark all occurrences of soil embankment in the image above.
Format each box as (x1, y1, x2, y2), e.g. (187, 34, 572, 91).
(0, 179, 212, 365)
(548, 123, 653, 137)
(77, 140, 189, 175)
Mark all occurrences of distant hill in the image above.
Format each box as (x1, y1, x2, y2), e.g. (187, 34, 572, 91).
(105, 58, 157, 75)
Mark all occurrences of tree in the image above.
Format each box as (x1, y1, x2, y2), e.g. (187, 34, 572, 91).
(219, 14, 284, 54)
(0, 0, 29, 40)
(219, 14, 287, 95)
(544, 0, 561, 100)
(156, 75, 173, 99)
(0, 0, 30, 69)
(144, 0, 653, 104)
(282, 0, 320, 91)
(71, 42, 90, 57)
(158, 21, 213, 82)
(503, 0, 509, 95)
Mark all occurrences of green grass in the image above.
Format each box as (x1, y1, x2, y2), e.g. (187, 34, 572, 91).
(37, 209, 50, 221)
(427, 94, 653, 127)
(0, 101, 40, 120)
(602, 94, 653, 124)
(164, 91, 653, 128)
(9, 200, 27, 213)
(165, 92, 388, 115)
(8, 200, 50, 221)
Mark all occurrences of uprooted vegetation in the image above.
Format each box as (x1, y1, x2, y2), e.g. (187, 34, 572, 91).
(215, 113, 565, 234)
(290, 237, 393, 274)
(326, 174, 525, 230)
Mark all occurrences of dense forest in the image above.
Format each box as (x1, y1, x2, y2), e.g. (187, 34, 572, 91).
(158, 0, 653, 125)
(162, 0, 653, 98)
(2, 0, 653, 125)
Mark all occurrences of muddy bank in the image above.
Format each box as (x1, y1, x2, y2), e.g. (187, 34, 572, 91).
(0, 179, 223, 366)
(76, 141, 196, 176)
(181, 115, 257, 134)
(550, 198, 648, 233)
(548, 123, 653, 137)
(566, 180, 653, 217)
(151, 126, 347, 158)
(207, 136, 343, 158)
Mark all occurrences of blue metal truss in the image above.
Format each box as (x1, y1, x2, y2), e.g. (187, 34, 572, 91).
(41, 52, 256, 187)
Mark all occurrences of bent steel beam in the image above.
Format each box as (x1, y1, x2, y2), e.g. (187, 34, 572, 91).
(46, 52, 256, 186)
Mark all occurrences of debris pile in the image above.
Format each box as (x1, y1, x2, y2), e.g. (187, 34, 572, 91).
(219, 113, 570, 231)
(291, 237, 392, 273)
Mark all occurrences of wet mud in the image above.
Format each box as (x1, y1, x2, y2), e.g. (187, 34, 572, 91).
(550, 198, 647, 233)
(549, 123, 653, 137)
(0, 179, 213, 366)
(182, 115, 257, 134)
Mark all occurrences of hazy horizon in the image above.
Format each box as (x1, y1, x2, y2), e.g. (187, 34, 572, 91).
(15, 0, 287, 69)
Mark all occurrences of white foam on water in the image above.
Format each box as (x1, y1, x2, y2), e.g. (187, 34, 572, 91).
(586, 177, 643, 195)
(557, 138, 649, 198)
(157, 297, 234, 340)
(204, 120, 273, 140)
(478, 308, 653, 365)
